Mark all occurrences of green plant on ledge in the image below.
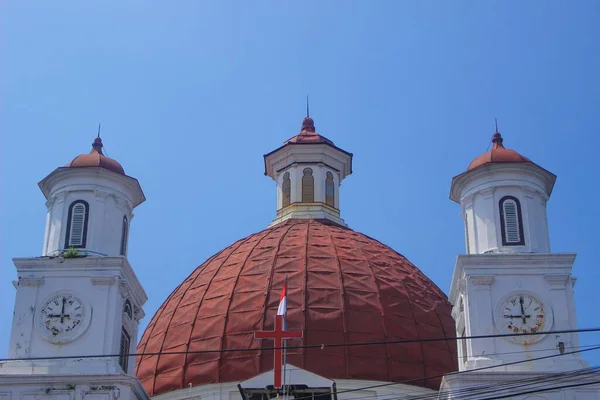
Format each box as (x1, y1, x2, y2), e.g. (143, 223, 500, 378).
(63, 247, 79, 258)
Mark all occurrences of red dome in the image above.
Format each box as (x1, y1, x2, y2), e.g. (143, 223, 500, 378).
(136, 219, 457, 396)
(284, 117, 335, 145)
(66, 137, 125, 175)
(467, 132, 530, 171)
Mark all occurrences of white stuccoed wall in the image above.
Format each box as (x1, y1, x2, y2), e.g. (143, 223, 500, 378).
(451, 163, 555, 255)
(0, 375, 150, 400)
(39, 167, 145, 257)
(6, 256, 147, 375)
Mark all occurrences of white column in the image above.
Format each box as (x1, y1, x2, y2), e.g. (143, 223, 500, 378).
(465, 275, 497, 368)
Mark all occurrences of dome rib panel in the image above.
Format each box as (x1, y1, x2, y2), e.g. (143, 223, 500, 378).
(136, 219, 458, 395)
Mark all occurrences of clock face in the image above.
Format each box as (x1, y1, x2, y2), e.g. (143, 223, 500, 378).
(498, 293, 547, 344)
(37, 293, 90, 343)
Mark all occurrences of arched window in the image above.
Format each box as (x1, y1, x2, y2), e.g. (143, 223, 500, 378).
(65, 200, 89, 248)
(123, 299, 133, 319)
(119, 328, 131, 373)
(325, 171, 335, 207)
(282, 172, 291, 207)
(499, 196, 524, 246)
(120, 216, 129, 256)
(302, 168, 314, 202)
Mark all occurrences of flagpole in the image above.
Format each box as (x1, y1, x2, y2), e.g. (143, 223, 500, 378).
(282, 275, 288, 399)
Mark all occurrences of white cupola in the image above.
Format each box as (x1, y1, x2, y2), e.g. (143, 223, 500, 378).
(450, 131, 556, 254)
(38, 136, 145, 257)
(264, 116, 353, 226)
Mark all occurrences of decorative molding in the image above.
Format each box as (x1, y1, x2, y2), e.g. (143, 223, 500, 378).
(544, 274, 570, 287)
(134, 306, 145, 321)
(113, 195, 131, 211)
(469, 275, 494, 286)
(45, 196, 56, 209)
(119, 279, 130, 298)
(457, 279, 466, 294)
(18, 277, 44, 287)
(91, 276, 117, 286)
(94, 189, 110, 202)
(479, 187, 496, 199)
(522, 186, 538, 198)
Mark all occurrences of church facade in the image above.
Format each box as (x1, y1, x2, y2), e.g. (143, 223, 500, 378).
(0, 117, 598, 400)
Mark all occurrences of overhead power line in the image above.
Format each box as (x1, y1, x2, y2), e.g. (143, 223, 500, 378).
(290, 345, 600, 400)
(3, 327, 598, 363)
(345, 366, 600, 400)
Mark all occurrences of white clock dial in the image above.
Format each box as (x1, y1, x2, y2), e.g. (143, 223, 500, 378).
(498, 293, 547, 344)
(37, 293, 90, 343)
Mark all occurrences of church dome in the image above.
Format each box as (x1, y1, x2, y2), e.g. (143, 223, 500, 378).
(135, 219, 458, 396)
(467, 132, 530, 171)
(66, 137, 125, 175)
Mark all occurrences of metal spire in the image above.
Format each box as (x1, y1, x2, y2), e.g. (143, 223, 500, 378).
(97, 123, 102, 138)
(306, 95, 310, 118)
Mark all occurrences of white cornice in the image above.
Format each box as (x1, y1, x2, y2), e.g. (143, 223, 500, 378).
(449, 253, 576, 302)
(449, 163, 556, 204)
(12, 256, 148, 307)
(38, 167, 145, 208)
(0, 372, 150, 400)
(264, 143, 353, 181)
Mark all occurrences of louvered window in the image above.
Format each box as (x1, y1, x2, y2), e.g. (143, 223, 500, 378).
(461, 328, 468, 364)
(302, 168, 314, 202)
(282, 172, 291, 207)
(325, 172, 335, 207)
(65, 201, 89, 248)
(120, 216, 129, 256)
(499, 196, 524, 246)
(119, 328, 131, 373)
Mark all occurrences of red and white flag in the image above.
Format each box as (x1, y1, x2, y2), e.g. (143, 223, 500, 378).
(277, 280, 287, 317)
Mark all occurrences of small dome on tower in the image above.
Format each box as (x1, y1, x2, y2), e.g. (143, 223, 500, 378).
(467, 131, 530, 171)
(284, 117, 335, 145)
(66, 137, 125, 175)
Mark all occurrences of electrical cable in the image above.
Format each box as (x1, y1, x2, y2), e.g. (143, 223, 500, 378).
(334, 367, 600, 400)
(3, 327, 598, 362)
(289, 345, 600, 400)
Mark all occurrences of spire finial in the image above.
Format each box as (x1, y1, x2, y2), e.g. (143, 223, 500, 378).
(494, 118, 499, 133)
(306, 95, 310, 118)
(92, 123, 104, 155)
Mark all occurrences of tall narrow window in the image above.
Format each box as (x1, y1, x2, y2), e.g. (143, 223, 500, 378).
(119, 328, 131, 373)
(120, 216, 129, 256)
(302, 168, 314, 202)
(461, 328, 468, 365)
(499, 196, 524, 246)
(65, 200, 89, 248)
(282, 172, 291, 207)
(325, 171, 335, 207)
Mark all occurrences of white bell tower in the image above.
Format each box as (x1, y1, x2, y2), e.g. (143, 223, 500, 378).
(0, 136, 150, 400)
(441, 130, 598, 400)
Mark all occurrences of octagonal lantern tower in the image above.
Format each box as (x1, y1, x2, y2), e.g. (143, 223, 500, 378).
(264, 116, 353, 226)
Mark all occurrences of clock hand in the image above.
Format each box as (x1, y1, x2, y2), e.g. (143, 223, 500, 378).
(504, 314, 531, 318)
(60, 297, 67, 323)
(519, 296, 527, 324)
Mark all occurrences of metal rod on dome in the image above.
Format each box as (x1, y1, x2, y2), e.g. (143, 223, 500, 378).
(97, 123, 101, 138)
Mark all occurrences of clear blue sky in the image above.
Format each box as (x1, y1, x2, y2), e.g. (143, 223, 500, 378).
(2, 1, 599, 367)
